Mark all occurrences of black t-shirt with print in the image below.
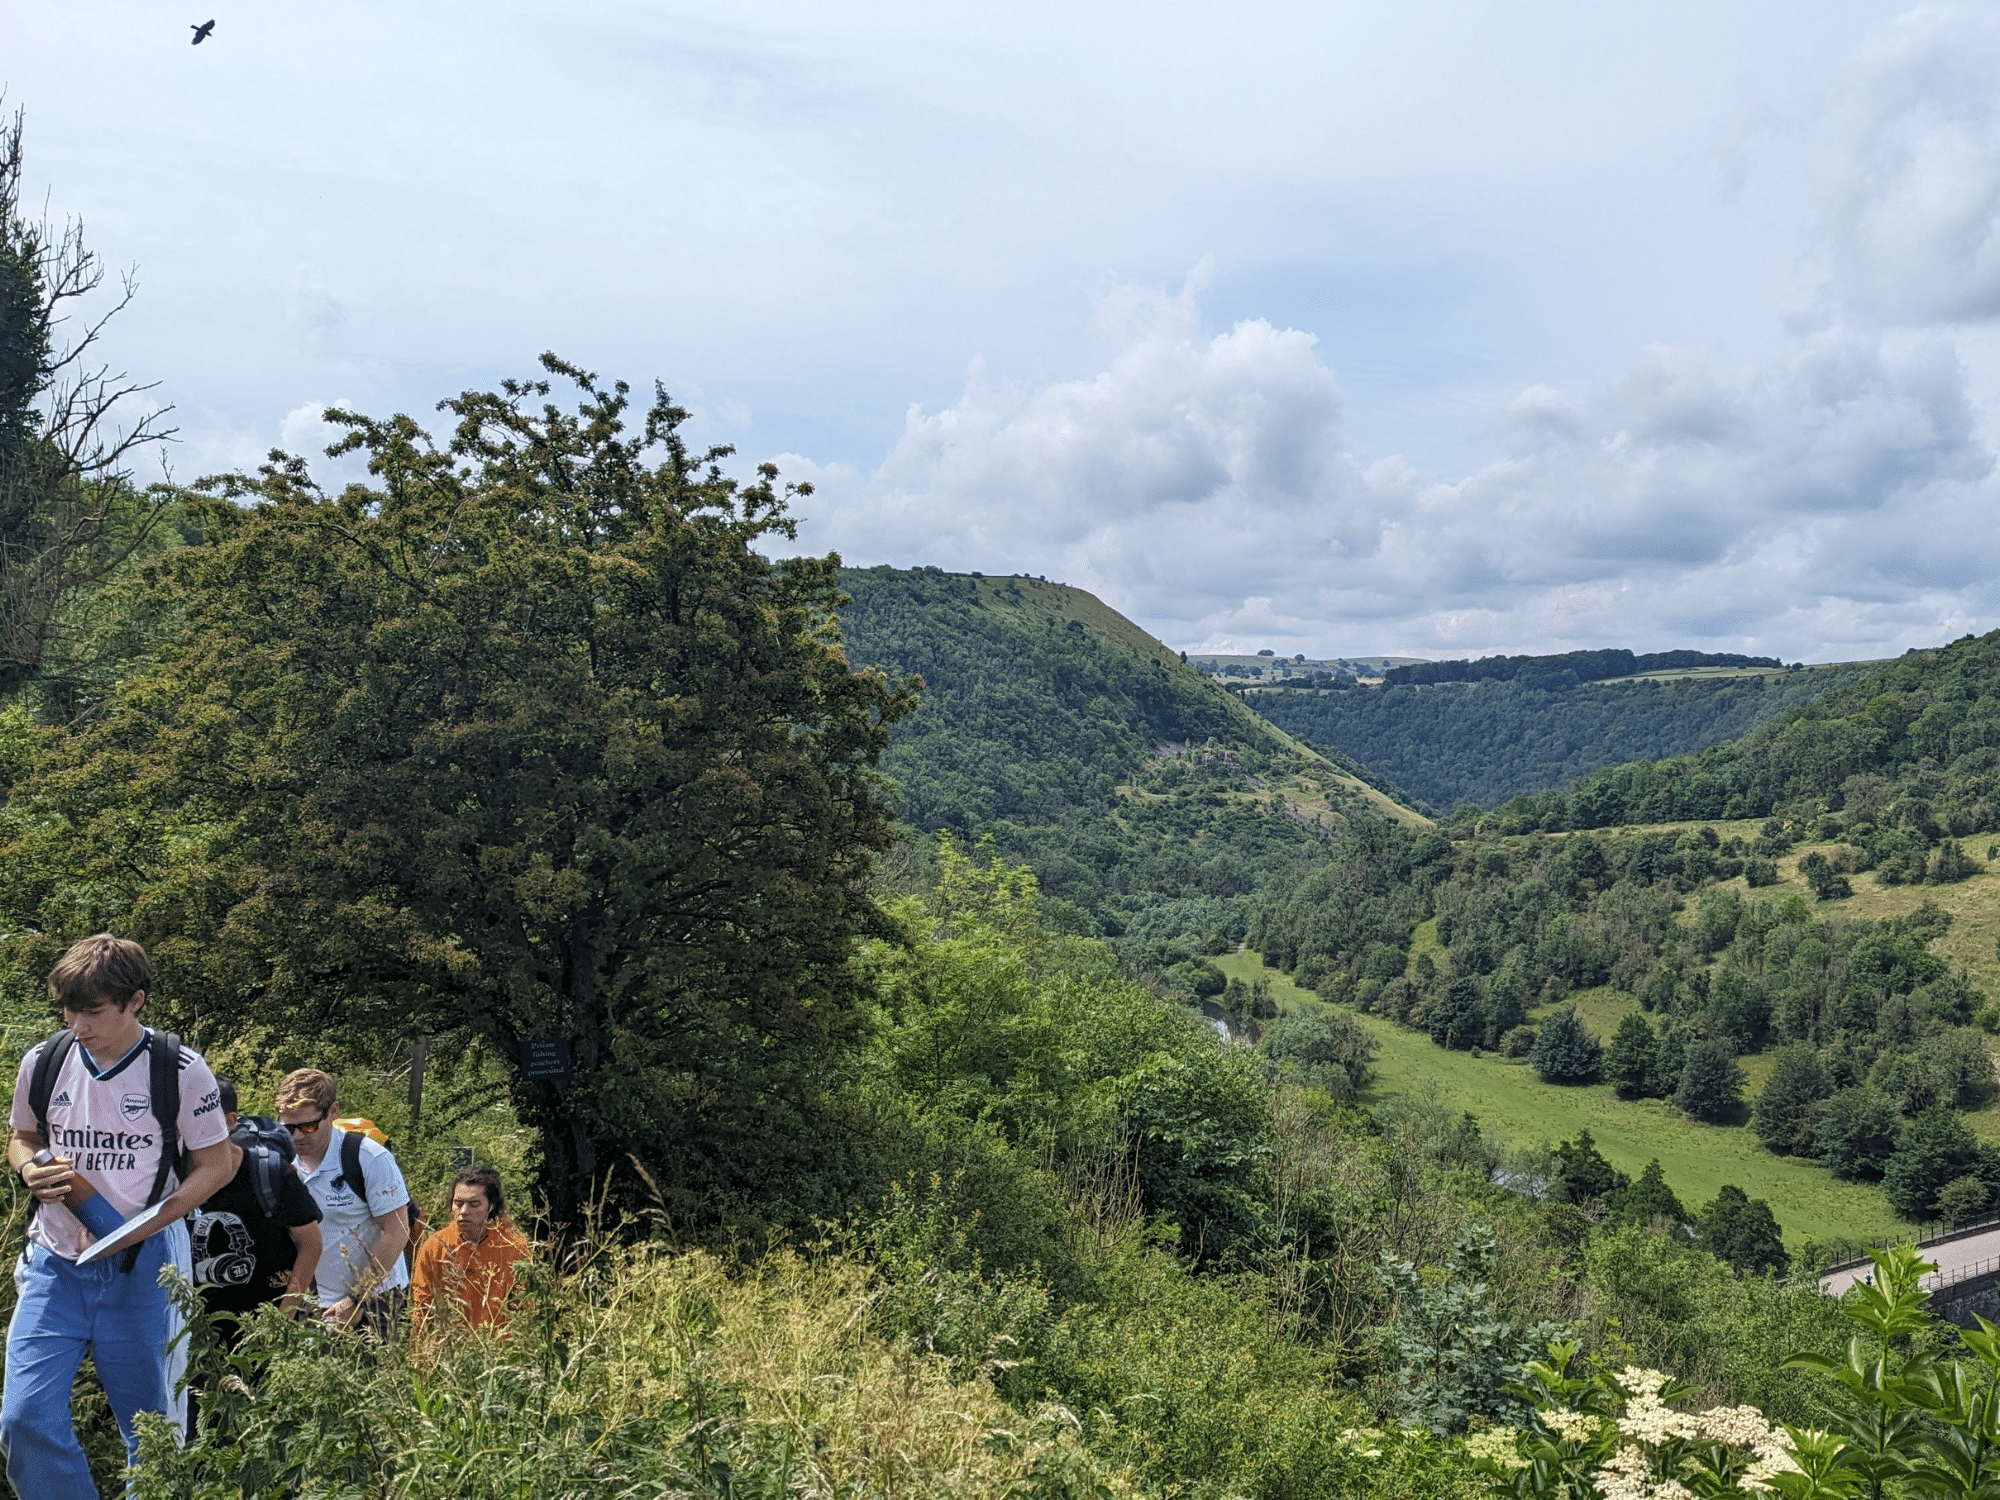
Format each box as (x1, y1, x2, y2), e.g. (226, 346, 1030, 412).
(192, 1156, 323, 1317)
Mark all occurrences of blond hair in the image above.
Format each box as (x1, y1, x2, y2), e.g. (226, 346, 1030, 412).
(47, 934, 153, 1012)
(274, 1067, 337, 1114)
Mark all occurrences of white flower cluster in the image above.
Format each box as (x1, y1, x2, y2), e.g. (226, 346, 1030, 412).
(1337, 1426, 1385, 1459)
(1466, 1427, 1531, 1471)
(1615, 1392, 1697, 1447)
(1616, 1368, 1671, 1401)
(1593, 1446, 1702, 1500)
(1584, 1373, 1799, 1498)
(1545, 1408, 1605, 1444)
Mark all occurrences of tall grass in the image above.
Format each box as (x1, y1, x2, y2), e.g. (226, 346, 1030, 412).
(138, 1238, 1131, 1499)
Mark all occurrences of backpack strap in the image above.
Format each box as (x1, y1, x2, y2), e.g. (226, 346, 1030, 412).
(337, 1128, 367, 1203)
(120, 1029, 184, 1275)
(335, 1131, 417, 1271)
(245, 1142, 281, 1219)
(25, 1032, 75, 1228)
(26, 1031, 76, 1145)
(143, 1029, 184, 1209)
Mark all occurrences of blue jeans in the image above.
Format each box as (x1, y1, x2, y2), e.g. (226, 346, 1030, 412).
(0, 1221, 188, 1500)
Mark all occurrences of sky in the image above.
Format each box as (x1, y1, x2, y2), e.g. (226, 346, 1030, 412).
(10, 0, 2000, 661)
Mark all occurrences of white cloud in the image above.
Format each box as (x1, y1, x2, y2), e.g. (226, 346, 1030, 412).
(1815, 9, 2000, 323)
(789, 287, 2000, 662)
(784, 8, 2000, 663)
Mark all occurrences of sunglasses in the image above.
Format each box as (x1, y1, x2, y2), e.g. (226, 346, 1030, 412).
(284, 1111, 331, 1137)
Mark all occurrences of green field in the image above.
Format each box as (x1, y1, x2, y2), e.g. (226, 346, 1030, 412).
(1526, 984, 1640, 1040)
(1212, 950, 1903, 1249)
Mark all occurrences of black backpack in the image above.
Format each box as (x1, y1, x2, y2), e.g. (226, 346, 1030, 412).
(334, 1128, 422, 1271)
(228, 1115, 296, 1219)
(27, 1028, 189, 1272)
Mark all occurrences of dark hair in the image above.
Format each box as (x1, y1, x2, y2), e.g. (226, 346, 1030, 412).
(216, 1077, 238, 1116)
(47, 934, 153, 1011)
(451, 1166, 505, 1216)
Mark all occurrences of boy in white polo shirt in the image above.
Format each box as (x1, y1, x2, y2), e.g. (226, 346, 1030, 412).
(275, 1069, 412, 1337)
(1, 934, 234, 1499)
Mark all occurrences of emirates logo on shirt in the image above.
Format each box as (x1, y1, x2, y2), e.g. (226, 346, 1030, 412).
(120, 1093, 149, 1121)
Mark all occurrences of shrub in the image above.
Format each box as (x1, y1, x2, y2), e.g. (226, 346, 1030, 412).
(1549, 1131, 1628, 1206)
(1882, 1105, 1987, 1221)
(1937, 1174, 1991, 1228)
(139, 1247, 1126, 1498)
(1698, 1185, 1787, 1276)
(1673, 1039, 1744, 1123)
(1743, 855, 1779, 887)
(1428, 975, 1487, 1052)
(1528, 1008, 1602, 1084)
(1610, 1160, 1688, 1233)
(1882, 1027, 1998, 1114)
(1258, 1008, 1379, 1102)
(1499, 1025, 1538, 1058)
(1602, 1013, 1658, 1100)
(1750, 1044, 1829, 1156)
(1798, 851, 1852, 900)
(1374, 1225, 1564, 1434)
(1813, 1086, 1902, 1180)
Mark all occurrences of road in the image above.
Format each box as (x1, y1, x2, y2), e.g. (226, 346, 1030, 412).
(1821, 1226, 2000, 1297)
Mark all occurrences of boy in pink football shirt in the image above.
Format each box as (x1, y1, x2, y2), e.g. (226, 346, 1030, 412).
(1, 935, 234, 1498)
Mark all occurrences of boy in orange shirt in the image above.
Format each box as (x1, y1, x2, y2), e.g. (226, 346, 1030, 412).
(410, 1167, 527, 1331)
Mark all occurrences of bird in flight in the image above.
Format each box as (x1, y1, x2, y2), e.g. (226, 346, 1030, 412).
(191, 20, 215, 44)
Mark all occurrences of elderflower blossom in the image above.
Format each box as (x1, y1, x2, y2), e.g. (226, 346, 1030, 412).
(1697, 1405, 1782, 1450)
(1465, 1428, 1529, 1470)
(1740, 1444, 1802, 1493)
(1592, 1444, 1655, 1500)
(1543, 1407, 1604, 1443)
(1617, 1367, 1672, 1400)
(1652, 1482, 1696, 1500)
(1617, 1394, 1698, 1446)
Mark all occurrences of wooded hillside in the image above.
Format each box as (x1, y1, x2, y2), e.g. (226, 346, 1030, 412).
(1247, 662, 1870, 812)
(836, 565, 1422, 919)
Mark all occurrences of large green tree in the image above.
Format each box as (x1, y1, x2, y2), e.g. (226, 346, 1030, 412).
(1673, 1038, 1744, 1123)
(1813, 1085, 1902, 1181)
(1528, 1006, 1601, 1083)
(1602, 1012, 1658, 1100)
(0, 359, 915, 1229)
(1749, 1043, 1830, 1156)
(1883, 1107, 1993, 1222)
(1698, 1185, 1786, 1276)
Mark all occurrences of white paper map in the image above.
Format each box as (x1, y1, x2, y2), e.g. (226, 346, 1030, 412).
(74, 1201, 169, 1266)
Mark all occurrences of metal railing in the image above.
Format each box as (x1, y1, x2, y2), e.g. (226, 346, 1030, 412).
(1928, 1257, 2000, 1296)
(1817, 1212, 2000, 1282)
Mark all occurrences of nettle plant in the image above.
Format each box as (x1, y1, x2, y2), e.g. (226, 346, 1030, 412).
(1467, 1244, 2000, 1500)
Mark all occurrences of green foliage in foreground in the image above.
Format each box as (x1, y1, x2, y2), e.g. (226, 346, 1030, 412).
(1474, 1243, 2000, 1499)
(139, 1251, 1132, 1499)
(11, 844, 1874, 1498)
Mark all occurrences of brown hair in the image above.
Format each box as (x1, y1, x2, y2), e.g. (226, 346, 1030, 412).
(451, 1166, 506, 1217)
(47, 934, 153, 1012)
(274, 1068, 337, 1114)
